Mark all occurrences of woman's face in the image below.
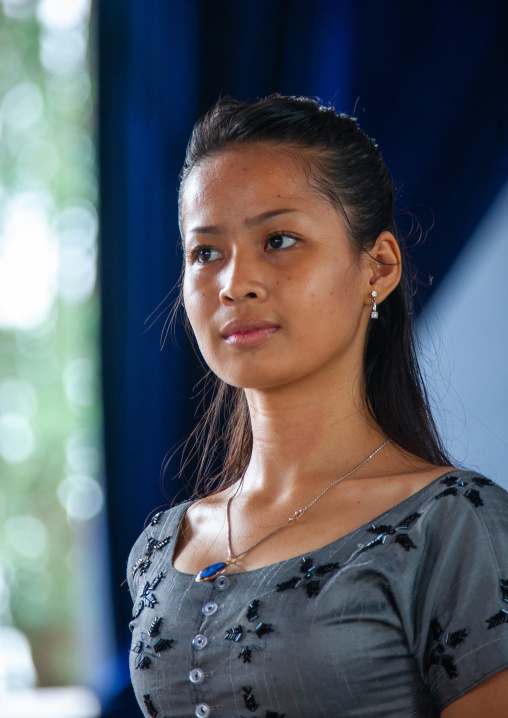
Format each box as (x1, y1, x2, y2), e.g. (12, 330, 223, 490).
(180, 144, 374, 391)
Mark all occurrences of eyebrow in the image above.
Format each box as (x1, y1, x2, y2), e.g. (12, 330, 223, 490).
(188, 208, 299, 235)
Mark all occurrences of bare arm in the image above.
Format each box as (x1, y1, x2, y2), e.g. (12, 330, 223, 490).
(441, 668, 508, 718)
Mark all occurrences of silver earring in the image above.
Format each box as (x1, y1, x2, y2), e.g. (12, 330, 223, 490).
(370, 291, 378, 319)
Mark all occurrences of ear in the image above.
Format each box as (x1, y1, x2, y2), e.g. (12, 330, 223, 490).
(363, 231, 402, 304)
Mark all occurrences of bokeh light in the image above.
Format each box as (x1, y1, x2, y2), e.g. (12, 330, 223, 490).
(4, 514, 48, 560)
(57, 474, 103, 521)
(0, 193, 59, 330)
(0, 0, 103, 693)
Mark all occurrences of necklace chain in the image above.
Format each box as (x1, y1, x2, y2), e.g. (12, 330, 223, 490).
(225, 438, 390, 565)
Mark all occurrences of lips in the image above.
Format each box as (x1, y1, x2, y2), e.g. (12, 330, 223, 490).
(221, 318, 279, 337)
(220, 318, 280, 346)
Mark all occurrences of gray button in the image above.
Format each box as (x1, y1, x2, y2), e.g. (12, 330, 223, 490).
(214, 575, 229, 591)
(189, 667, 204, 684)
(202, 601, 218, 616)
(192, 633, 208, 650)
(195, 703, 210, 718)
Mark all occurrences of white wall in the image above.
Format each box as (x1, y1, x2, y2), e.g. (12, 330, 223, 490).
(418, 179, 508, 489)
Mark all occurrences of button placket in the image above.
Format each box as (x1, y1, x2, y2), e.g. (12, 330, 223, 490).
(189, 667, 205, 684)
(213, 575, 229, 591)
(188, 572, 230, 712)
(202, 601, 218, 617)
(191, 633, 208, 650)
(195, 702, 211, 717)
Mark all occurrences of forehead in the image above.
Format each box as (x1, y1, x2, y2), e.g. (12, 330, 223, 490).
(180, 144, 324, 232)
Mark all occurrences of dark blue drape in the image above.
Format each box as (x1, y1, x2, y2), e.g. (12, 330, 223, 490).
(98, 1, 508, 712)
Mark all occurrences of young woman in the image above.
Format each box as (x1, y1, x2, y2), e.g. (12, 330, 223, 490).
(127, 95, 508, 717)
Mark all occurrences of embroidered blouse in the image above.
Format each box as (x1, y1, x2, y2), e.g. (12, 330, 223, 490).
(127, 470, 508, 717)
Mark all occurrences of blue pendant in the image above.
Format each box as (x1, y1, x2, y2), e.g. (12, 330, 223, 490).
(195, 561, 228, 583)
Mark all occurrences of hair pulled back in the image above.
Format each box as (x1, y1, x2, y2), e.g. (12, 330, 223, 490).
(175, 94, 449, 496)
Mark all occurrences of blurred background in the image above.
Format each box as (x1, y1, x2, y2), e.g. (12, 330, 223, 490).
(0, 0, 506, 715)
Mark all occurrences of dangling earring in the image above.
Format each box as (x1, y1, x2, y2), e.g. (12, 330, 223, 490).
(370, 291, 378, 319)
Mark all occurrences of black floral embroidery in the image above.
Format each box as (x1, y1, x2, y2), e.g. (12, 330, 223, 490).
(131, 533, 172, 579)
(486, 580, 508, 629)
(425, 617, 468, 678)
(300, 557, 314, 573)
(238, 644, 264, 663)
(150, 511, 164, 526)
(254, 622, 273, 638)
(148, 616, 163, 637)
(435, 475, 493, 508)
(300, 557, 331, 597)
(364, 512, 421, 552)
(153, 638, 174, 653)
(472, 476, 494, 487)
(225, 625, 244, 642)
(246, 600, 260, 622)
(136, 655, 151, 669)
(397, 512, 421, 529)
(132, 572, 166, 618)
(239, 646, 252, 663)
(139, 587, 157, 610)
(275, 576, 301, 592)
(440, 476, 467, 488)
(305, 578, 320, 597)
(276, 556, 340, 597)
(236, 603, 274, 662)
(486, 610, 508, 629)
(131, 628, 175, 669)
(395, 534, 417, 551)
(131, 555, 152, 578)
(153, 536, 171, 551)
(143, 694, 158, 717)
(445, 628, 469, 648)
(145, 537, 159, 552)
(242, 686, 258, 712)
(464, 489, 483, 508)
(501, 580, 508, 604)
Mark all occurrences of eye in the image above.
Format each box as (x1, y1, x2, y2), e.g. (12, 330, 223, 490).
(189, 246, 221, 264)
(266, 233, 298, 251)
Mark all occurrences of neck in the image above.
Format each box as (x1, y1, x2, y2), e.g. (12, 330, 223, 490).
(241, 372, 387, 500)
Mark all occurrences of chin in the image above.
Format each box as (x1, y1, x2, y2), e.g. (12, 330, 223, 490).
(211, 365, 306, 391)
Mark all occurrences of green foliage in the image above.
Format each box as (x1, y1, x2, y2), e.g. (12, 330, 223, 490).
(0, 2, 100, 686)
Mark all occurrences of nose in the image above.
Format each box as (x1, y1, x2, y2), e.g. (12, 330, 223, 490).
(218, 252, 268, 305)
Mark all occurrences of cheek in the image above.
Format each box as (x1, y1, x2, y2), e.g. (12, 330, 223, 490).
(183, 276, 206, 337)
(290, 265, 363, 337)
(291, 262, 357, 307)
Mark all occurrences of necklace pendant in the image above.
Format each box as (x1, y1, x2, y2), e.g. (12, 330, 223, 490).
(195, 561, 228, 583)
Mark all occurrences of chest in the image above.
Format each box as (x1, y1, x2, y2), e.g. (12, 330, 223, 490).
(129, 530, 437, 718)
(172, 480, 425, 576)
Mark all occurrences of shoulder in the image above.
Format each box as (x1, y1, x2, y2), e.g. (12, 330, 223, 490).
(365, 469, 508, 553)
(387, 469, 508, 574)
(391, 470, 508, 710)
(126, 500, 193, 600)
(414, 470, 508, 546)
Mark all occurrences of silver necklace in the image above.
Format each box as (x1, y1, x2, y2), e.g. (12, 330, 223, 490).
(194, 438, 390, 582)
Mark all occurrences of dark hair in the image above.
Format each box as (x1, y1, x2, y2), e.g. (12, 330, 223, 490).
(173, 94, 450, 497)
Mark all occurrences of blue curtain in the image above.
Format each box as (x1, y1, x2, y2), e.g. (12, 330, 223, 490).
(98, 1, 508, 712)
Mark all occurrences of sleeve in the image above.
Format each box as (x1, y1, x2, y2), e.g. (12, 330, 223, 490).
(126, 525, 151, 603)
(409, 479, 508, 711)
(125, 503, 187, 605)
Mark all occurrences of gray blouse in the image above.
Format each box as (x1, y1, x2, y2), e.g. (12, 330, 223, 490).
(127, 470, 508, 717)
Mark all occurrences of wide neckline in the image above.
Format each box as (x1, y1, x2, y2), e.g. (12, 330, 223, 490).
(167, 468, 474, 580)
